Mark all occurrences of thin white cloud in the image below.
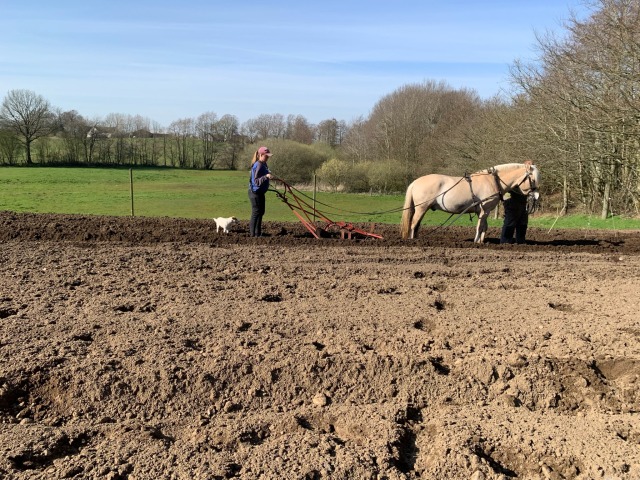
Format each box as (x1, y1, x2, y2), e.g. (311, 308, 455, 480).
(0, 0, 590, 126)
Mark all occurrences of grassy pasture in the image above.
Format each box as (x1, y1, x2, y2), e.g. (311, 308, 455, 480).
(1, 166, 639, 229)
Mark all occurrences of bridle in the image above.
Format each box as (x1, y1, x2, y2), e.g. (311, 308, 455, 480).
(515, 170, 538, 195)
(495, 165, 541, 213)
(490, 165, 538, 197)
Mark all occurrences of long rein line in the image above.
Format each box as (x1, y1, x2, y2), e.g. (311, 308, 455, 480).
(268, 169, 505, 234)
(413, 168, 506, 236)
(269, 178, 406, 216)
(418, 191, 502, 237)
(269, 174, 470, 217)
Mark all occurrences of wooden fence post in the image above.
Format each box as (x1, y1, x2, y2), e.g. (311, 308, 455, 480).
(130, 168, 134, 216)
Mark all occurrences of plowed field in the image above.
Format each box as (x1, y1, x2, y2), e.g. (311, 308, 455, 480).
(1, 211, 639, 479)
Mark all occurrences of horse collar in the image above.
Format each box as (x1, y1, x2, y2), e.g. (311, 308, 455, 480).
(464, 173, 481, 205)
(491, 169, 504, 201)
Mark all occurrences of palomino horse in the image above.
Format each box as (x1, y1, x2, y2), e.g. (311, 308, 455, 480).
(400, 162, 540, 242)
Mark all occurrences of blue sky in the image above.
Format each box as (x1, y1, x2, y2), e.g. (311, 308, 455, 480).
(0, 1, 589, 127)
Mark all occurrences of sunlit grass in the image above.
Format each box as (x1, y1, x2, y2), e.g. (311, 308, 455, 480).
(1, 166, 639, 229)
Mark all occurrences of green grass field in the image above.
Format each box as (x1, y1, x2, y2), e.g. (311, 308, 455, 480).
(1, 166, 639, 229)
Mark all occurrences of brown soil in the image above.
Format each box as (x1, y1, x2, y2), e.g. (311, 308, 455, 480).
(1, 211, 639, 479)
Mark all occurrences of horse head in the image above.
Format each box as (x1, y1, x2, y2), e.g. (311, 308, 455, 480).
(517, 161, 540, 200)
(493, 162, 540, 199)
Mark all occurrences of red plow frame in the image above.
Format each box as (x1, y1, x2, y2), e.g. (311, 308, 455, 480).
(271, 181, 383, 240)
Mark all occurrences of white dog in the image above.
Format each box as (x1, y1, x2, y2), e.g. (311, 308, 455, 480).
(213, 216, 238, 234)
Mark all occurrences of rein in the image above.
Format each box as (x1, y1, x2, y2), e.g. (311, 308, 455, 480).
(418, 191, 501, 237)
(488, 168, 504, 201)
(404, 162, 539, 242)
(268, 180, 408, 217)
(495, 167, 536, 194)
(489, 165, 540, 213)
(415, 171, 500, 234)
(269, 171, 469, 217)
(464, 173, 481, 206)
(424, 167, 518, 235)
(270, 164, 537, 236)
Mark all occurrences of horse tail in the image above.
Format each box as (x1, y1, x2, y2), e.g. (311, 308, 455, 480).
(400, 182, 415, 239)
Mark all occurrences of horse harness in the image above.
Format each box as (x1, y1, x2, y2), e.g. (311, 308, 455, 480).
(488, 168, 505, 201)
(488, 166, 538, 197)
(463, 169, 504, 207)
(492, 165, 540, 213)
(463, 172, 483, 207)
(438, 165, 537, 223)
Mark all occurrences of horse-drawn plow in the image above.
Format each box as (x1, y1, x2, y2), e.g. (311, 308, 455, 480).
(271, 180, 383, 240)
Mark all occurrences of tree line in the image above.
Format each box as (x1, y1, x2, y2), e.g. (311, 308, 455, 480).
(0, 101, 343, 176)
(1, 0, 638, 218)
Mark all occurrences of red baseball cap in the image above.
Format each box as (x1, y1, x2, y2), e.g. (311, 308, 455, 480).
(258, 146, 272, 157)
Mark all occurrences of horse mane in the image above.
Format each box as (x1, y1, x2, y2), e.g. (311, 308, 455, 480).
(491, 163, 530, 172)
(469, 163, 520, 176)
(487, 162, 540, 183)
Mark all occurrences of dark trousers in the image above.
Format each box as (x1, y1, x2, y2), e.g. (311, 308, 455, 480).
(501, 222, 528, 244)
(248, 189, 266, 237)
(500, 202, 528, 244)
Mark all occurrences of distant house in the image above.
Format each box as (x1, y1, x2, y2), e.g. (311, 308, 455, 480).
(87, 126, 170, 139)
(130, 129, 153, 138)
(86, 126, 119, 138)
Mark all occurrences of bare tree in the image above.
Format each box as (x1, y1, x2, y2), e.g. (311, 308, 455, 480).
(285, 114, 314, 144)
(0, 127, 21, 165)
(417, 88, 483, 175)
(510, 0, 640, 217)
(0, 89, 53, 164)
(217, 114, 239, 142)
(82, 116, 103, 164)
(168, 118, 195, 167)
(149, 120, 165, 166)
(196, 111, 219, 169)
(317, 118, 339, 146)
(243, 113, 286, 140)
(367, 80, 478, 184)
(339, 116, 370, 165)
(57, 110, 90, 163)
(217, 114, 242, 169)
(103, 113, 129, 133)
(101, 113, 132, 164)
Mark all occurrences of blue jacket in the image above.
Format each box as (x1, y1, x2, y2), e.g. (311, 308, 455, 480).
(249, 161, 270, 194)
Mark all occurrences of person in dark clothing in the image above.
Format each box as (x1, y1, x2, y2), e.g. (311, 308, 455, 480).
(500, 190, 529, 244)
(248, 146, 275, 237)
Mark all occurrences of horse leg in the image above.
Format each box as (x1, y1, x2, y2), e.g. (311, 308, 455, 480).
(411, 205, 429, 239)
(475, 214, 489, 243)
(475, 202, 498, 243)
